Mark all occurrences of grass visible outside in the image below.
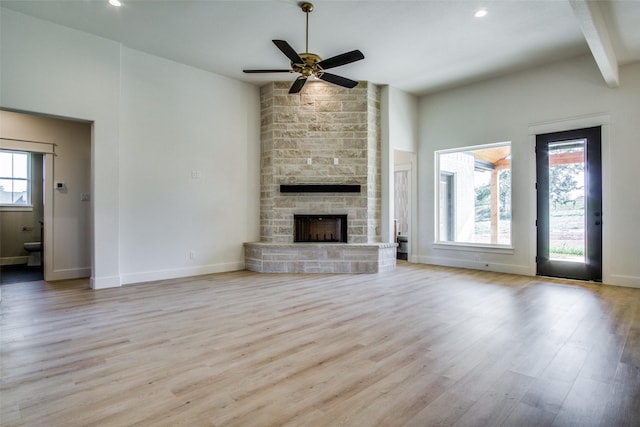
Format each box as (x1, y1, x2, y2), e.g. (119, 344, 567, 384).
(473, 203, 585, 259)
(549, 203, 585, 260)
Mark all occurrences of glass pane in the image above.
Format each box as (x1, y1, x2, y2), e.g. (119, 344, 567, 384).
(437, 144, 511, 245)
(439, 173, 453, 241)
(13, 152, 29, 178)
(0, 152, 12, 176)
(0, 178, 13, 204)
(548, 140, 585, 262)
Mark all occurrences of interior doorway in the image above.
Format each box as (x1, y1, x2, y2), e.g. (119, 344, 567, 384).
(0, 110, 92, 283)
(536, 126, 602, 281)
(394, 150, 414, 261)
(0, 150, 45, 284)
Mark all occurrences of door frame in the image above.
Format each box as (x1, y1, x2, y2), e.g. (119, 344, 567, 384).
(392, 149, 417, 262)
(528, 114, 610, 282)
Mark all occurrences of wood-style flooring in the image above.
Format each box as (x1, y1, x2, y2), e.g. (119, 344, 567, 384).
(1, 263, 639, 426)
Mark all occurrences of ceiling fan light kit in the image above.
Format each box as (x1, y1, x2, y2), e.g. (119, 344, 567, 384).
(243, 2, 364, 94)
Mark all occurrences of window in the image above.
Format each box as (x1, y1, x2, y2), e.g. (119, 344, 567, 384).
(0, 150, 31, 206)
(435, 142, 511, 246)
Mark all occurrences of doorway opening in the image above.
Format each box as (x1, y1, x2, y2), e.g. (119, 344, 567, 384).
(394, 150, 414, 261)
(0, 110, 92, 283)
(0, 150, 44, 284)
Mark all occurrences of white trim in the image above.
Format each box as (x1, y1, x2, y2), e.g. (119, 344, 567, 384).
(90, 275, 122, 289)
(0, 206, 34, 212)
(435, 140, 512, 155)
(607, 274, 640, 289)
(47, 267, 92, 281)
(0, 138, 55, 154)
(1, 256, 29, 266)
(394, 158, 415, 261)
(119, 261, 246, 286)
(528, 113, 610, 135)
(43, 153, 55, 281)
(418, 255, 530, 276)
(432, 242, 514, 254)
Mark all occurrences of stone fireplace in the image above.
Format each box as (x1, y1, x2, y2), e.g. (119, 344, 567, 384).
(244, 80, 396, 273)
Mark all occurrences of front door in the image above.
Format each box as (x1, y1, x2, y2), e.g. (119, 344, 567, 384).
(536, 126, 602, 281)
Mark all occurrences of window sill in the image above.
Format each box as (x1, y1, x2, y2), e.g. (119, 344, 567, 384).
(432, 241, 514, 254)
(0, 205, 34, 212)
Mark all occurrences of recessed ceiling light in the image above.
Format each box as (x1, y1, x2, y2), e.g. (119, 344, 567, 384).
(474, 9, 488, 18)
(109, 0, 122, 7)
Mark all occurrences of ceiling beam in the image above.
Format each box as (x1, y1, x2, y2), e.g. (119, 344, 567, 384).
(569, 0, 619, 87)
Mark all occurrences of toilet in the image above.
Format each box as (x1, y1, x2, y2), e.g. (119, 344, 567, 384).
(24, 242, 42, 267)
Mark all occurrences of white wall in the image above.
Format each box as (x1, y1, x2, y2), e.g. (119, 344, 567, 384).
(418, 55, 640, 287)
(388, 87, 419, 154)
(381, 86, 418, 244)
(1, 8, 261, 287)
(1, 8, 121, 287)
(118, 47, 260, 284)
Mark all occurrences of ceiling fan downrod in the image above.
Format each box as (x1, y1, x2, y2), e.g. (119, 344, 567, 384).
(301, 2, 313, 54)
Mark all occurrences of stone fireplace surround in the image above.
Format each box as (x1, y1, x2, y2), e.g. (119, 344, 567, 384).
(244, 81, 396, 273)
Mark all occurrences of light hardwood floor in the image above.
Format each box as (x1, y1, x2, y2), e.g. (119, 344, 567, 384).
(1, 263, 639, 426)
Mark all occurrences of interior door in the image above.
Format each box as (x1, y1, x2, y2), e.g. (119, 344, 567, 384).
(536, 126, 602, 281)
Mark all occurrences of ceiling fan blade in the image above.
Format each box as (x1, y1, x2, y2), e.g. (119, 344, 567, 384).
(317, 72, 358, 89)
(317, 50, 364, 70)
(289, 77, 307, 94)
(273, 40, 304, 64)
(243, 69, 292, 73)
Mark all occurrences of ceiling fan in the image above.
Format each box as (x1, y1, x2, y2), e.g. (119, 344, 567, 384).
(243, 2, 364, 94)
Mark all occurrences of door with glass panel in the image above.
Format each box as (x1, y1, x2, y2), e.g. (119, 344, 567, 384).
(536, 126, 602, 281)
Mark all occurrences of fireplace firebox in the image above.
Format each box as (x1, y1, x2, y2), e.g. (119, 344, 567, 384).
(294, 214, 347, 243)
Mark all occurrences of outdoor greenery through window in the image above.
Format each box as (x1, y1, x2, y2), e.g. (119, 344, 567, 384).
(436, 142, 511, 246)
(547, 140, 586, 261)
(0, 150, 31, 206)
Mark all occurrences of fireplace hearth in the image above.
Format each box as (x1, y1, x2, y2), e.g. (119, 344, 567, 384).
(294, 214, 347, 243)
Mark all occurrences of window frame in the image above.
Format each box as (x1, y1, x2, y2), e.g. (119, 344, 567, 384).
(434, 141, 513, 250)
(0, 149, 32, 210)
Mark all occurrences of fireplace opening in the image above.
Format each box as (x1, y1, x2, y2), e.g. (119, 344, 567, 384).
(294, 214, 347, 243)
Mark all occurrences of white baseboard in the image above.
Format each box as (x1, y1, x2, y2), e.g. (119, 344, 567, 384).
(119, 261, 246, 286)
(606, 274, 640, 288)
(91, 275, 122, 289)
(1, 256, 28, 266)
(47, 267, 91, 282)
(417, 256, 640, 289)
(417, 255, 531, 276)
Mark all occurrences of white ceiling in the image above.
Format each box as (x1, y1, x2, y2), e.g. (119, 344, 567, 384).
(1, 0, 639, 95)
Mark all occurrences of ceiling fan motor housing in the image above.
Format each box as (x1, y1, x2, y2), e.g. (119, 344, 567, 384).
(293, 53, 322, 77)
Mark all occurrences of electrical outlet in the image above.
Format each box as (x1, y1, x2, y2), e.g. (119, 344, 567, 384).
(334, 158, 339, 165)
(307, 158, 312, 165)
(189, 250, 196, 260)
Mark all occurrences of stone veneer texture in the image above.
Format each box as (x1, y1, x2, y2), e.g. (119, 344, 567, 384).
(260, 81, 381, 243)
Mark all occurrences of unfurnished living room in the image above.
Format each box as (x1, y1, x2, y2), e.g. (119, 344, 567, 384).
(1, 0, 639, 426)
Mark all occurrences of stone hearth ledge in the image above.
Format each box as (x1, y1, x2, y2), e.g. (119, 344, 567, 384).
(244, 242, 397, 273)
